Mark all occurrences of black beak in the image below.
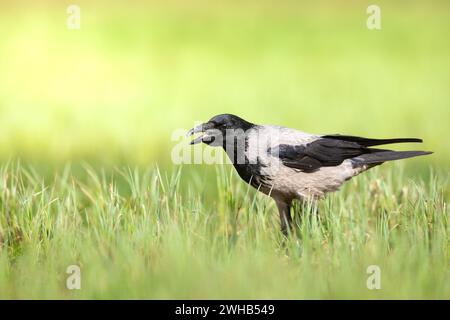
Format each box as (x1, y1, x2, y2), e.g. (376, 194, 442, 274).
(186, 122, 214, 145)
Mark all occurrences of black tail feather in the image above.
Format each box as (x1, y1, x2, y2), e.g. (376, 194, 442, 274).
(323, 134, 423, 147)
(353, 150, 433, 165)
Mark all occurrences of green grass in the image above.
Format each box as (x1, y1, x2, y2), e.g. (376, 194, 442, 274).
(0, 163, 448, 299)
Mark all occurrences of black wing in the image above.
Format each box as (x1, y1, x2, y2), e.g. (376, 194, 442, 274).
(322, 134, 422, 146)
(270, 135, 427, 172)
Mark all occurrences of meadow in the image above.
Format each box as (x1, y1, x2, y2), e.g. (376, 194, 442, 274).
(0, 1, 448, 299)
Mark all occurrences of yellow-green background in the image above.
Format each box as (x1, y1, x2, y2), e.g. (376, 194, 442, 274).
(0, 0, 448, 169)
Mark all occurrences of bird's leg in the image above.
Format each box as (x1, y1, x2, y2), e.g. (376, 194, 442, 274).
(275, 200, 293, 237)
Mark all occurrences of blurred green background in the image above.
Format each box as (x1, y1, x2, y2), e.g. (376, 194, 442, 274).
(0, 0, 448, 170)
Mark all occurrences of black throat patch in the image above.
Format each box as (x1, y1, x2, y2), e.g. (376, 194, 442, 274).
(224, 133, 271, 191)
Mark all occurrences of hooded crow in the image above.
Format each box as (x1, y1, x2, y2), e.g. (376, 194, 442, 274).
(187, 114, 432, 236)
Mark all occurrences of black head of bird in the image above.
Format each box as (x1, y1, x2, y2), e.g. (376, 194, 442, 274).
(186, 114, 254, 147)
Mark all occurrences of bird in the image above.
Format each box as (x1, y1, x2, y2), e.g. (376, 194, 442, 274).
(187, 114, 432, 236)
